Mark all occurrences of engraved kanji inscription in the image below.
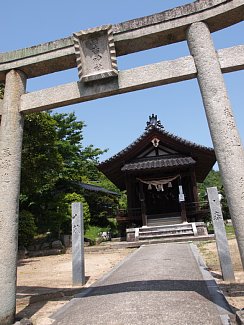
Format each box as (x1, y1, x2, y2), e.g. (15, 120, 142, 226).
(73, 25, 118, 82)
(73, 224, 81, 234)
(213, 210, 222, 221)
(85, 37, 104, 71)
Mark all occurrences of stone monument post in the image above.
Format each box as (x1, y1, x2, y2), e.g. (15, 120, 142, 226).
(72, 202, 85, 286)
(207, 187, 235, 282)
(187, 22, 244, 269)
(0, 69, 26, 325)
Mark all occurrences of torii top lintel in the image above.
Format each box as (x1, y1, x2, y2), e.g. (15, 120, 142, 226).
(0, 0, 243, 82)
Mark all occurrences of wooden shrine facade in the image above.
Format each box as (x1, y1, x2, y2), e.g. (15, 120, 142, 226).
(98, 115, 216, 228)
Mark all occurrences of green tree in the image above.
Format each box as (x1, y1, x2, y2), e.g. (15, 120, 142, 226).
(198, 169, 230, 220)
(18, 210, 37, 247)
(51, 112, 85, 180)
(198, 170, 222, 202)
(84, 190, 119, 227)
(20, 111, 117, 239)
(60, 192, 91, 234)
(21, 112, 62, 195)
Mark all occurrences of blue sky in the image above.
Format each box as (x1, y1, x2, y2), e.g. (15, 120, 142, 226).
(1, 1, 243, 162)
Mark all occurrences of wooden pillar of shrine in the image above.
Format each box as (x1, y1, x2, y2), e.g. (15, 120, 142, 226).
(190, 167, 200, 221)
(125, 174, 133, 220)
(139, 182, 147, 227)
(179, 176, 187, 223)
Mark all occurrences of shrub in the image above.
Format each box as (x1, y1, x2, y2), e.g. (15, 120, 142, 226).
(60, 192, 91, 235)
(18, 210, 37, 247)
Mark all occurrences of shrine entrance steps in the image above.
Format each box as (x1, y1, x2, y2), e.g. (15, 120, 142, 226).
(126, 222, 208, 242)
(147, 216, 182, 226)
(138, 223, 195, 241)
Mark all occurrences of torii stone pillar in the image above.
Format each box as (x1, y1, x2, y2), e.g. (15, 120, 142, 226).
(0, 69, 26, 325)
(187, 22, 244, 269)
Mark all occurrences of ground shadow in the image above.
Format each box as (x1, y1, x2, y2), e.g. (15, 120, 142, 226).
(17, 277, 235, 320)
(74, 278, 234, 314)
(210, 271, 223, 280)
(17, 258, 41, 267)
(16, 295, 73, 321)
(220, 282, 244, 297)
(16, 276, 90, 319)
(17, 275, 90, 297)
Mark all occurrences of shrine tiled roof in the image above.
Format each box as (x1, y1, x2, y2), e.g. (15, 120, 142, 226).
(98, 115, 216, 189)
(121, 156, 196, 172)
(99, 125, 214, 167)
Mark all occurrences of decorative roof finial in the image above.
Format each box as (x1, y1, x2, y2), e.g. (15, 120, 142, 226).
(145, 114, 164, 130)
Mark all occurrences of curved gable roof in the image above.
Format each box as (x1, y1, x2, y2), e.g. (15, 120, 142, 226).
(98, 124, 216, 190)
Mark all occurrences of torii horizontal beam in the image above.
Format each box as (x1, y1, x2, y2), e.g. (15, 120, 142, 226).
(0, 0, 243, 81)
(0, 45, 242, 116)
(15, 45, 243, 114)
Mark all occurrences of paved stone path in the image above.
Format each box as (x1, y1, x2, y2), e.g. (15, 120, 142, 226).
(51, 243, 234, 325)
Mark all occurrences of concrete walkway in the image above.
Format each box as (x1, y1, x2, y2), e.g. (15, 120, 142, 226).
(51, 243, 234, 325)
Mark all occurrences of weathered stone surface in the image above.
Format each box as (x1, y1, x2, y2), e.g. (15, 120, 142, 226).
(14, 318, 33, 325)
(126, 228, 137, 242)
(0, 44, 242, 117)
(1, 47, 76, 82)
(0, 0, 243, 80)
(41, 242, 50, 250)
(19, 55, 197, 113)
(187, 22, 244, 269)
(51, 240, 63, 249)
(73, 25, 118, 82)
(113, 0, 243, 56)
(236, 310, 244, 325)
(62, 234, 72, 247)
(195, 222, 208, 236)
(18, 45, 244, 114)
(18, 247, 28, 260)
(218, 45, 244, 73)
(113, 0, 242, 34)
(207, 187, 235, 282)
(0, 70, 26, 325)
(72, 202, 85, 286)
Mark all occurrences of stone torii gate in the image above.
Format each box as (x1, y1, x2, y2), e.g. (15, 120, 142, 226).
(0, 0, 244, 323)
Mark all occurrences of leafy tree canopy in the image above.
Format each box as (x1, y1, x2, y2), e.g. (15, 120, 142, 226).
(198, 170, 222, 201)
(20, 111, 120, 242)
(198, 169, 230, 220)
(21, 112, 62, 195)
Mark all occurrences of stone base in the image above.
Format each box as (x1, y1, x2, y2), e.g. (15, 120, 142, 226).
(236, 310, 244, 325)
(126, 228, 139, 242)
(195, 222, 209, 236)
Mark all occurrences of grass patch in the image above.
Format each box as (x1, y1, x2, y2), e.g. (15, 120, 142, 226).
(225, 224, 235, 238)
(85, 225, 108, 244)
(198, 224, 236, 270)
(207, 223, 235, 239)
(84, 220, 120, 245)
(197, 240, 220, 270)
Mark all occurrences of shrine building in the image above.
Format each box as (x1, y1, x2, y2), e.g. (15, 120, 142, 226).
(98, 115, 216, 240)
